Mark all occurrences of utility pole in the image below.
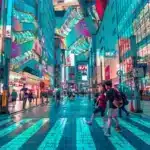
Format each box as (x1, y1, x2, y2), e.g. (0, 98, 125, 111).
(1, 0, 13, 113)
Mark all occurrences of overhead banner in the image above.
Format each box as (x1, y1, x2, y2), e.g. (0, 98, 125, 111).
(75, 19, 91, 37)
(65, 19, 90, 48)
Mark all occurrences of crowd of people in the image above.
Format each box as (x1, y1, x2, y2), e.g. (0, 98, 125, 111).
(10, 84, 49, 108)
(9, 81, 130, 135)
(87, 80, 129, 137)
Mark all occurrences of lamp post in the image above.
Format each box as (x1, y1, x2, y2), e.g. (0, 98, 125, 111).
(1, 0, 13, 113)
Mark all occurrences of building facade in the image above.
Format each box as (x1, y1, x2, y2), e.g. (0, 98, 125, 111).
(96, 0, 150, 99)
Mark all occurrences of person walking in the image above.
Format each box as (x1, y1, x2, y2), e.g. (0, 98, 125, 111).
(86, 83, 107, 126)
(104, 80, 122, 136)
(11, 89, 18, 107)
(20, 84, 28, 109)
(118, 89, 129, 117)
(28, 90, 33, 103)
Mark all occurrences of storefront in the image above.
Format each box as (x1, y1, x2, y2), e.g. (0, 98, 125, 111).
(9, 71, 41, 99)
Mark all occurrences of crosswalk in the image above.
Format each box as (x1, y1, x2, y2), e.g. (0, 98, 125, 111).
(0, 116, 149, 150)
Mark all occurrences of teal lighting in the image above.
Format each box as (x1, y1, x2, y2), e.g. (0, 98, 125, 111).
(13, 9, 35, 23)
(0, 118, 12, 127)
(13, 31, 35, 44)
(96, 118, 136, 150)
(58, 7, 84, 37)
(38, 118, 67, 150)
(69, 36, 91, 55)
(0, 119, 49, 149)
(119, 119, 150, 145)
(130, 117, 150, 128)
(76, 118, 96, 150)
(0, 119, 32, 138)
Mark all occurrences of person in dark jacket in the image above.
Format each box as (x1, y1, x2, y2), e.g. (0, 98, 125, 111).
(118, 89, 129, 117)
(86, 83, 107, 126)
(104, 80, 121, 136)
(28, 90, 33, 103)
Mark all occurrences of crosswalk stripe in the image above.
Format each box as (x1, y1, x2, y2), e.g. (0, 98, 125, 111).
(130, 117, 150, 128)
(76, 118, 96, 150)
(0, 116, 11, 121)
(0, 118, 12, 127)
(119, 119, 150, 145)
(95, 118, 136, 150)
(38, 118, 67, 150)
(0, 118, 49, 150)
(0, 119, 32, 138)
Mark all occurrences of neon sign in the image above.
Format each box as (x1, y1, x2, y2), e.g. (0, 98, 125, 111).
(78, 65, 87, 71)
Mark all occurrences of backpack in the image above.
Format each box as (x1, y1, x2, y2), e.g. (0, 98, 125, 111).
(120, 92, 129, 105)
(112, 89, 123, 108)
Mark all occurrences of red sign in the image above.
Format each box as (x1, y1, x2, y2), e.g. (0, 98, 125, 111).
(105, 65, 110, 80)
(118, 38, 130, 57)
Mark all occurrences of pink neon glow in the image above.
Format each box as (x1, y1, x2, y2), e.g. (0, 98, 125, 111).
(13, 17, 22, 31)
(96, 0, 107, 20)
(75, 19, 91, 37)
(11, 42, 21, 58)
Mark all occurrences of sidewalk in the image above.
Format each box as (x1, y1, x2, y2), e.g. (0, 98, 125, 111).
(141, 100, 150, 118)
(128, 100, 150, 118)
(8, 98, 48, 114)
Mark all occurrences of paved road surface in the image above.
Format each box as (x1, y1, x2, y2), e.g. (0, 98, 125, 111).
(0, 96, 150, 150)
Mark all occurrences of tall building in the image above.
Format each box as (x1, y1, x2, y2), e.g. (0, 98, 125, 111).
(96, 0, 150, 99)
(0, 0, 55, 95)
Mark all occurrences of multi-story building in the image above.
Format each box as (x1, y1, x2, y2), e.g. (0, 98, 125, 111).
(116, 0, 150, 99)
(0, 0, 55, 95)
(96, 0, 119, 85)
(96, 0, 150, 99)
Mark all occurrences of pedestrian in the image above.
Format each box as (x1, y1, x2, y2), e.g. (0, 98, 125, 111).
(28, 90, 33, 103)
(104, 80, 122, 136)
(56, 88, 61, 103)
(11, 89, 18, 107)
(20, 84, 28, 109)
(118, 88, 129, 117)
(86, 83, 107, 126)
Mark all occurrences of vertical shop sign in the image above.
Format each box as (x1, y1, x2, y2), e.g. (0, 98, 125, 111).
(105, 65, 110, 80)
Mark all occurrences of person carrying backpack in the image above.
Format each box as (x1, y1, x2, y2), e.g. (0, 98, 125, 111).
(118, 89, 129, 117)
(104, 80, 122, 136)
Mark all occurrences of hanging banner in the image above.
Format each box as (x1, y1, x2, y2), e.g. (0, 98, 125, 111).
(65, 19, 90, 48)
(75, 19, 91, 37)
(105, 65, 110, 80)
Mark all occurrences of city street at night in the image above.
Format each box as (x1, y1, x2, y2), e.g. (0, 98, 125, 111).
(0, 0, 150, 149)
